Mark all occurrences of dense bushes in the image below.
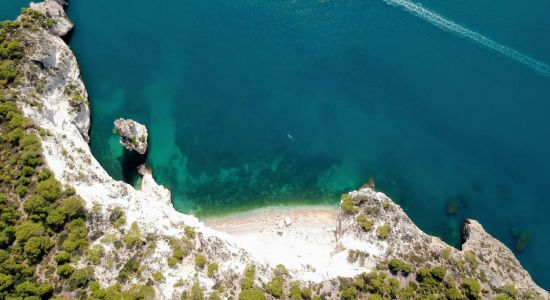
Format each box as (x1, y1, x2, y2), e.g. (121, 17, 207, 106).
(239, 265, 266, 299)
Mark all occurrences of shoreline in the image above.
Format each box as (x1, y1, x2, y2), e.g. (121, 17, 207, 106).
(203, 204, 338, 235)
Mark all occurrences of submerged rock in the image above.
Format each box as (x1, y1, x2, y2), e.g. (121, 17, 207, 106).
(113, 118, 148, 154)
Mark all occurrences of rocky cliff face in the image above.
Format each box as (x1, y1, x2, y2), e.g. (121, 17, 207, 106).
(11, 0, 548, 299)
(337, 187, 547, 298)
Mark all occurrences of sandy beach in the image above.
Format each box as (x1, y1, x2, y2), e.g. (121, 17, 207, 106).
(203, 205, 373, 281)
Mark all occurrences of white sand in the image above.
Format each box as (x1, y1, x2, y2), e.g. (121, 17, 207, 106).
(204, 205, 375, 282)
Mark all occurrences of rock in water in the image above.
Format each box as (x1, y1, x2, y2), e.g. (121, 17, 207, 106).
(113, 118, 148, 154)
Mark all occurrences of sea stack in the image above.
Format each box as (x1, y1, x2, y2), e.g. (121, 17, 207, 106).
(113, 118, 148, 154)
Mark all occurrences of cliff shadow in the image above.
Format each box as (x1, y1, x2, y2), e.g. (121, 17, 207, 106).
(118, 149, 147, 186)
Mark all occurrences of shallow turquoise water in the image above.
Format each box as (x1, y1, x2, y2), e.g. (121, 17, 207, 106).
(4, 0, 550, 288)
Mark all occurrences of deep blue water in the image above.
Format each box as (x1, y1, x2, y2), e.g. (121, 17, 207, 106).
(3, 0, 550, 289)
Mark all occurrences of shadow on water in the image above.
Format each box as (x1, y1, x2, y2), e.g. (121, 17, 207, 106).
(118, 150, 147, 186)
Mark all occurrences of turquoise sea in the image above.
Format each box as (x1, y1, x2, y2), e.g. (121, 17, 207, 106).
(3, 0, 550, 289)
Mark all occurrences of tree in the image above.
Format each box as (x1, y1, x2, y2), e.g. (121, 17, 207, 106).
(340, 286, 358, 300)
(46, 208, 66, 230)
(56, 264, 74, 277)
(15, 221, 45, 242)
(0, 273, 14, 292)
(23, 194, 46, 214)
(35, 178, 61, 202)
(60, 196, 84, 219)
(23, 236, 52, 262)
(69, 267, 94, 290)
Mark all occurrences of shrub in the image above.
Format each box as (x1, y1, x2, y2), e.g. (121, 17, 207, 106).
(167, 256, 178, 267)
(388, 258, 412, 275)
(289, 281, 302, 300)
(152, 271, 165, 282)
(239, 288, 266, 300)
(266, 276, 284, 298)
(69, 267, 94, 290)
(499, 284, 518, 299)
(340, 286, 358, 300)
(56, 264, 74, 277)
(207, 263, 219, 278)
(118, 257, 140, 282)
(376, 224, 390, 239)
(464, 250, 478, 270)
(240, 265, 256, 289)
(184, 226, 196, 239)
(462, 277, 480, 299)
(447, 287, 462, 300)
(123, 222, 142, 248)
(54, 251, 71, 265)
(0, 41, 23, 59)
(86, 244, 105, 265)
(430, 266, 447, 282)
(356, 214, 373, 232)
(189, 280, 204, 300)
(274, 264, 288, 276)
(15, 185, 27, 198)
(0, 60, 17, 85)
(62, 218, 88, 253)
(341, 194, 356, 214)
(195, 254, 207, 269)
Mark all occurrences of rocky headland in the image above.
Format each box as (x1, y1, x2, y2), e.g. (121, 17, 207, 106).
(3, 0, 548, 299)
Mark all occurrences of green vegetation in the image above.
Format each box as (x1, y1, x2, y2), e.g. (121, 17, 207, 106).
(184, 225, 196, 239)
(266, 276, 284, 298)
(356, 213, 373, 232)
(207, 263, 219, 278)
(123, 221, 143, 248)
(462, 277, 481, 299)
(340, 194, 357, 214)
(376, 223, 390, 239)
(152, 271, 165, 282)
(387, 258, 412, 276)
(464, 250, 478, 270)
(195, 254, 207, 269)
(239, 265, 266, 299)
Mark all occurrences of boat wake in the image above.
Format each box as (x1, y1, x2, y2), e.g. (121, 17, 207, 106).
(383, 0, 550, 77)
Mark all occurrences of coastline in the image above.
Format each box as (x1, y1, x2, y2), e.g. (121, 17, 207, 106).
(7, 0, 548, 298)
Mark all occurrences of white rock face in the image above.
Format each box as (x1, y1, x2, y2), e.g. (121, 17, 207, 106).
(30, 0, 73, 37)
(113, 118, 148, 154)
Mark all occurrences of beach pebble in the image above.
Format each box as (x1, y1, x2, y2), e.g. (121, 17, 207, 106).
(285, 217, 292, 227)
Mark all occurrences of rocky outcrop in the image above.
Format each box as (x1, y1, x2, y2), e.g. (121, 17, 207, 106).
(113, 118, 148, 154)
(30, 0, 73, 37)
(462, 219, 544, 295)
(337, 187, 548, 298)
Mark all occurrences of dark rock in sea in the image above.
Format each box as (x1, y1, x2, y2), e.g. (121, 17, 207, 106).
(446, 198, 459, 215)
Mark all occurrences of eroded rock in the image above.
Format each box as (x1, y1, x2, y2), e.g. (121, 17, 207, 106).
(113, 118, 148, 154)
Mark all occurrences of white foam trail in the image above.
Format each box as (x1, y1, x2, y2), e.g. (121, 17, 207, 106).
(383, 0, 550, 77)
